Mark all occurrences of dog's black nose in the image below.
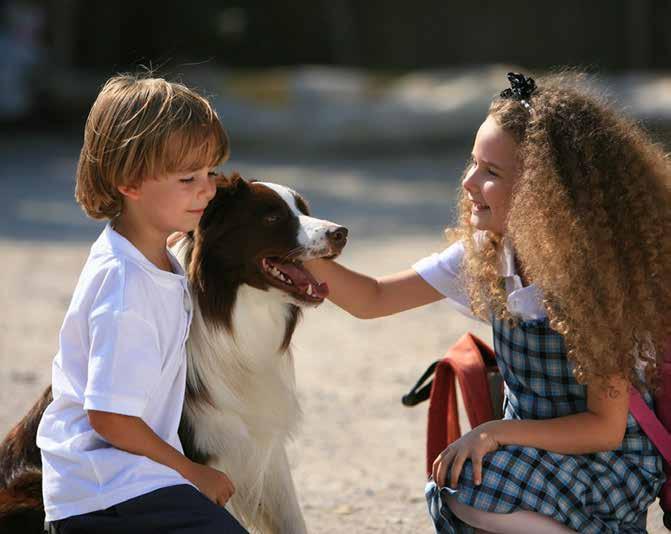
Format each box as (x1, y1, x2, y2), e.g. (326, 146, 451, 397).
(327, 226, 348, 247)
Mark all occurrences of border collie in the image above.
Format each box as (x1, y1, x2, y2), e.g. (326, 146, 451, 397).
(0, 174, 348, 533)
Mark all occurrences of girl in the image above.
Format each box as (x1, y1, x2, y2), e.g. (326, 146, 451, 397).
(304, 72, 671, 533)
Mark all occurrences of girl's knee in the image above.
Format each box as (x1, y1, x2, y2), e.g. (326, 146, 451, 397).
(446, 496, 576, 534)
(445, 495, 491, 530)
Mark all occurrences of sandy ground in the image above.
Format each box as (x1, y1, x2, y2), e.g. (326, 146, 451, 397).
(0, 135, 665, 532)
(0, 235, 483, 533)
(0, 238, 665, 533)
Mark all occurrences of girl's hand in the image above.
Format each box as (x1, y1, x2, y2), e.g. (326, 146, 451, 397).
(432, 422, 500, 489)
(184, 460, 236, 506)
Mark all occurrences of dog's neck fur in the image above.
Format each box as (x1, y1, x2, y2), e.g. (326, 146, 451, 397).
(173, 236, 301, 411)
(174, 236, 303, 525)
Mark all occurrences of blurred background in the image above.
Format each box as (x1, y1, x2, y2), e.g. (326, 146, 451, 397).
(1, 1, 670, 532)
(3, 0, 671, 241)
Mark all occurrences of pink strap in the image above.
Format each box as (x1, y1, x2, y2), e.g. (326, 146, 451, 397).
(630, 389, 671, 464)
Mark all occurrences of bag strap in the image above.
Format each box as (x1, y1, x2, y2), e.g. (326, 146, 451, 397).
(401, 361, 438, 407)
(629, 388, 671, 464)
(448, 333, 497, 430)
(424, 333, 497, 475)
(402, 333, 497, 408)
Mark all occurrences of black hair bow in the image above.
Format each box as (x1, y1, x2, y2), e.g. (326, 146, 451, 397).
(500, 72, 536, 101)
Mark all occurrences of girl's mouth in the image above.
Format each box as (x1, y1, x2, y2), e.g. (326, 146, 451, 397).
(471, 200, 490, 212)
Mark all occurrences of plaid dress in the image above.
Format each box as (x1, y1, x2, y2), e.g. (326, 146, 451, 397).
(426, 316, 665, 533)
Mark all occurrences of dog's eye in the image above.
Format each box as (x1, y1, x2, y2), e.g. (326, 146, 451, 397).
(264, 214, 280, 225)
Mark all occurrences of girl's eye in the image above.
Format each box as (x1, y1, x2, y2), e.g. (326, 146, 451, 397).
(488, 168, 498, 177)
(180, 177, 194, 183)
(208, 172, 218, 177)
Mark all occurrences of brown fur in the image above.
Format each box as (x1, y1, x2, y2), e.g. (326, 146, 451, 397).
(0, 386, 52, 531)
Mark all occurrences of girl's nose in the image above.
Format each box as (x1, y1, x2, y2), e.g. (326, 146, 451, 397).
(462, 168, 479, 193)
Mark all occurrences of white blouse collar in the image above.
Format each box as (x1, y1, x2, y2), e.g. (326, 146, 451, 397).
(497, 234, 546, 321)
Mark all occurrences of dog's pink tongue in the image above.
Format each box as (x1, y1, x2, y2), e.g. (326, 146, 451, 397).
(312, 281, 329, 298)
(276, 262, 329, 298)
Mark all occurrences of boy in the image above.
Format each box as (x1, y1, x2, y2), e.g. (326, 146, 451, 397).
(36, 74, 247, 533)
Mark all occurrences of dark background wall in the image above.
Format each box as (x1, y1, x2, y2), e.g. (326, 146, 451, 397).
(46, 0, 670, 71)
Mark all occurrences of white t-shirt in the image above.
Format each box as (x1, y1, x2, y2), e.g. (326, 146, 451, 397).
(411, 234, 547, 322)
(36, 223, 197, 522)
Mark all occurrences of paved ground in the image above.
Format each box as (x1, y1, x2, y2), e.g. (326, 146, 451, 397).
(0, 133, 664, 532)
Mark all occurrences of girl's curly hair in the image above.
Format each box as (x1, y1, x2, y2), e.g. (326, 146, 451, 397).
(451, 72, 671, 390)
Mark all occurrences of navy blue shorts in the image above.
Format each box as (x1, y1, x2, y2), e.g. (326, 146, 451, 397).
(47, 484, 248, 533)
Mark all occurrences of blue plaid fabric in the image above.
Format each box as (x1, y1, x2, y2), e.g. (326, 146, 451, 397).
(426, 317, 665, 533)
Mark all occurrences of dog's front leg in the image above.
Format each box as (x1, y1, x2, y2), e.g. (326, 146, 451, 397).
(257, 447, 308, 534)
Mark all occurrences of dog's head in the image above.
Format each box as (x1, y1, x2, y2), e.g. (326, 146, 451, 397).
(188, 173, 347, 310)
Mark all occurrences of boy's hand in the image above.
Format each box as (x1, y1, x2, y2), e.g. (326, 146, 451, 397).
(184, 460, 235, 506)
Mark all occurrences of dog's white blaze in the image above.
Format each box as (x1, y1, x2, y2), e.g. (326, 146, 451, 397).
(258, 182, 341, 257)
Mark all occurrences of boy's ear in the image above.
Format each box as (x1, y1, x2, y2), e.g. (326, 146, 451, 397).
(117, 184, 142, 200)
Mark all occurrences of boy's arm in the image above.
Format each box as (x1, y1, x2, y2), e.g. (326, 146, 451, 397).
(88, 410, 235, 506)
(304, 258, 444, 319)
(88, 410, 192, 477)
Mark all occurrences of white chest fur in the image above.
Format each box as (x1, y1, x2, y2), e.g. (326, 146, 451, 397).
(182, 284, 303, 529)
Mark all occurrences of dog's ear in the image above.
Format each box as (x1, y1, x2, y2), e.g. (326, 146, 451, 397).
(218, 172, 249, 196)
(293, 192, 311, 216)
(198, 172, 249, 231)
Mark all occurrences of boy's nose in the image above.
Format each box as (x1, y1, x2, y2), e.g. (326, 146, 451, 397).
(202, 176, 217, 200)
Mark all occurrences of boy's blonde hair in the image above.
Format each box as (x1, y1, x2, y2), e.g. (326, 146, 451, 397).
(75, 74, 229, 219)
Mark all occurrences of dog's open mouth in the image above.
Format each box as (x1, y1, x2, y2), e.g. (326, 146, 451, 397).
(260, 257, 329, 303)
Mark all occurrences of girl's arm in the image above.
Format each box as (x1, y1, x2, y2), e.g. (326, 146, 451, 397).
(434, 375, 630, 487)
(304, 258, 444, 319)
(486, 375, 630, 454)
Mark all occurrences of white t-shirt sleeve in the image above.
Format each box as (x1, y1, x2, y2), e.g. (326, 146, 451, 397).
(412, 240, 479, 320)
(83, 265, 162, 418)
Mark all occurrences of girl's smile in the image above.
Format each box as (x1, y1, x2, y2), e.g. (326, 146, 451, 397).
(469, 199, 490, 212)
(461, 115, 520, 235)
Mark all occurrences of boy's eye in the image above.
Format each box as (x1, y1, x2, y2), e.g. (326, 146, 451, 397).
(180, 177, 194, 183)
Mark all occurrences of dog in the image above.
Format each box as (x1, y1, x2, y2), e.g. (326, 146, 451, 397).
(0, 174, 348, 533)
